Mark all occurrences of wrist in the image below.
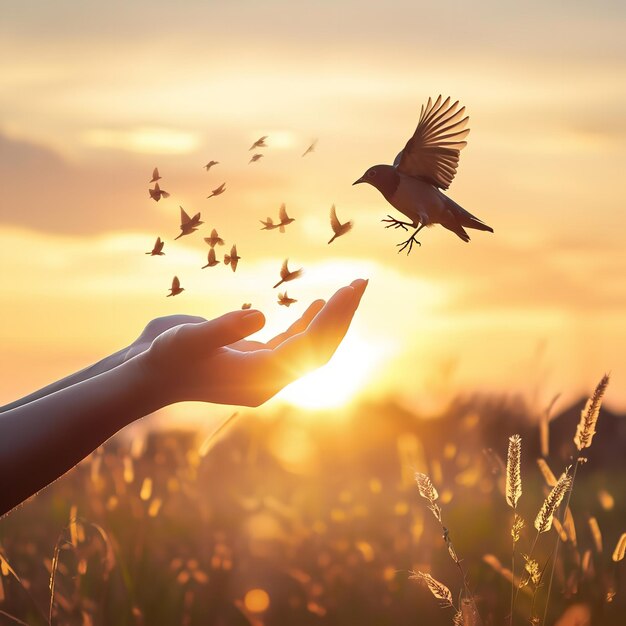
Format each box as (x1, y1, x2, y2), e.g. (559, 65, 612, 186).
(127, 351, 179, 415)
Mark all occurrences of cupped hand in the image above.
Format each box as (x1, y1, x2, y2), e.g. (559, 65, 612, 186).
(134, 279, 368, 407)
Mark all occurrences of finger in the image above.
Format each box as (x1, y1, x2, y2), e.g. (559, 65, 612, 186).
(265, 299, 326, 349)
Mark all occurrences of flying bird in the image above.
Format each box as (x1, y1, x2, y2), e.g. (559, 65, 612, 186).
(302, 139, 317, 157)
(204, 228, 225, 247)
(204, 160, 219, 171)
(260, 217, 279, 231)
(149, 182, 170, 202)
(249, 153, 263, 164)
(328, 204, 353, 244)
(146, 236, 165, 256)
(273, 258, 302, 288)
(353, 95, 493, 253)
(150, 167, 162, 182)
(224, 245, 240, 272)
(241, 303, 251, 310)
(249, 136, 267, 150)
(207, 182, 226, 198)
(175, 206, 203, 240)
(277, 292, 297, 307)
(167, 276, 184, 297)
(202, 247, 220, 269)
(277, 203, 295, 232)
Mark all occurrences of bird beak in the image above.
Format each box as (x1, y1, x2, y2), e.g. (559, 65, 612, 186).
(352, 177, 364, 186)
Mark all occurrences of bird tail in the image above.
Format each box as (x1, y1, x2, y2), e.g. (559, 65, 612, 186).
(174, 233, 183, 240)
(461, 214, 493, 232)
(201, 264, 208, 269)
(273, 279, 283, 289)
(145, 252, 151, 254)
(328, 234, 337, 244)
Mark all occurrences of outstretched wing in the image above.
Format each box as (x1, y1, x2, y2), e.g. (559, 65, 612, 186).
(180, 206, 191, 224)
(330, 204, 340, 232)
(395, 96, 470, 190)
(278, 203, 288, 222)
(172, 276, 180, 290)
(280, 258, 289, 279)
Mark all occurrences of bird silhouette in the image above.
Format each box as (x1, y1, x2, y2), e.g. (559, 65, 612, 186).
(277, 292, 297, 307)
(273, 259, 303, 288)
(175, 206, 203, 240)
(249, 153, 263, 164)
(201, 247, 220, 269)
(302, 139, 317, 157)
(249, 136, 267, 150)
(146, 236, 165, 255)
(207, 183, 226, 198)
(241, 303, 251, 310)
(277, 204, 295, 232)
(204, 228, 225, 247)
(260, 217, 279, 231)
(167, 276, 184, 297)
(328, 204, 353, 244)
(149, 182, 170, 202)
(224, 245, 240, 272)
(150, 167, 162, 183)
(353, 95, 493, 253)
(204, 160, 219, 171)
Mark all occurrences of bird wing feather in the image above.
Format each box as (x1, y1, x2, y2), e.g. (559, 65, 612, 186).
(278, 204, 288, 221)
(330, 205, 341, 232)
(280, 259, 289, 279)
(180, 206, 192, 224)
(172, 276, 180, 289)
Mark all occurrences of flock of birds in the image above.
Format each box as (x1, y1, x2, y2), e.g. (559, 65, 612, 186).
(145, 136, 353, 304)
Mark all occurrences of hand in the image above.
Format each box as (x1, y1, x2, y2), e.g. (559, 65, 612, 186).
(135, 279, 368, 407)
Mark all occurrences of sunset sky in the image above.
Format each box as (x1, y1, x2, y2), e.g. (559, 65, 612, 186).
(1, 1, 625, 418)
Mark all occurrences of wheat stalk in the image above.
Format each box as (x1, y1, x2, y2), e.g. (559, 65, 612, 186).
(414, 472, 442, 522)
(574, 374, 609, 451)
(409, 571, 453, 607)
(506, 435, 522, 509)
(612, 533, 626, 562)
(534, 472, 572, 534)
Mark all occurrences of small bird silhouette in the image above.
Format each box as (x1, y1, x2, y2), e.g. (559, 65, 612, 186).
(277, 204, 295, 232)
(277, 292, 297, 307)
(241, 303, 251, 310)
(249, 153, 263, 164)
(224, 245, 240, 272)
(273, 259, 302, 288)
(167, 276, 184, 297)
(150, 167, 162, 183)
(249, 136, 267, 150)
(204, 160, 219, 171)
(146, 236, 165, 255)
(204, 228, 225, 247)
(260, 217, 279, 231)
(353, 95, 493, 253)
(207, 182, 226, 198)
(175, 206, 203, 240)
(201, 247, 220, 269)
(149, 182, 170, 202)
(302, 139, 317, 157)
(328, 204, 353, 244)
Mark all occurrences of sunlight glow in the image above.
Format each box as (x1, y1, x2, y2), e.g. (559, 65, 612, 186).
(82, 127, 200, 154)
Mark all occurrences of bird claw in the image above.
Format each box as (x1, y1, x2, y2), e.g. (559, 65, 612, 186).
(381, 215, 412, 231)
(397, 236, 421, 255)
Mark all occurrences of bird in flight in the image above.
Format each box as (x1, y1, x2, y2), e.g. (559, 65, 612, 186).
(204, 160, 219, 171)
(249, 136, 267, 150)
(207, 182, 226, 198)
(277, 292, 297, 307)
(260, 217, 279, 231)
(204, 228, 225, 247)
(328, 204, 353, 244)
(202, 247, 220, 269)
(249, 153, 263, 164)
(150, 167, 162, 183)
(146, 236, 165, 256)
(277, 204, 295, 232)
(273, 259, 303, 288)
(167, 276, 184, 297)
(149, 182, 170, 202)
(353, 95, 493, 253)
(175, 206, 203, 240)
(302, 139, 317, 157)
(241, 303, 251, 310)
(224, 245, 240, 272)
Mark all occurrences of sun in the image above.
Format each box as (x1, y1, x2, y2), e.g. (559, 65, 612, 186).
(276, 332, 386, 410)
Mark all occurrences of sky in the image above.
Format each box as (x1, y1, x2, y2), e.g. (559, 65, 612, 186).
(1, 0, 625, 417)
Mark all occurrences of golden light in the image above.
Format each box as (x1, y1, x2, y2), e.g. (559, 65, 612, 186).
(244, 588, 270, 613)
(82, 126, 200, 154)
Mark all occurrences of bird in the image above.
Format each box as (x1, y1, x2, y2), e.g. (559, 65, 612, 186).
(150, 167, 162, 182)
(175, 206, 203, 240)
(149, 182, 170, 202)
(167, 276, 184, 297)
(224, 245, 240, 272)
(277, 203, 295, 232)
(328, 204, 353, 244)
(273, 258, 302, 288)
(207, 183, 226, 198)
(277, 292, 297, 307)
(353, 95, 493, 254)
(201, 247, 220, 269)
(249, 153, 263, 164)
(260, 217, 279, 231)
(146, 236, 165, 255)
(249, 136, 267, 150)
(302, 139, 317, 157)
(204, 160, 219, 171)
(241, 303, 251, 310)
(204, 228, 225, 247)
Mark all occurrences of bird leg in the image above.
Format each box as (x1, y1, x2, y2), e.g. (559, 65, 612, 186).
(397, 224, 426, 255)
(381, 215, 414, 231)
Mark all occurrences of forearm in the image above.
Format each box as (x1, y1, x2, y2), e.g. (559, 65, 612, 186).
(0, 354, 167, 517)
(0, 346, 130, 413)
